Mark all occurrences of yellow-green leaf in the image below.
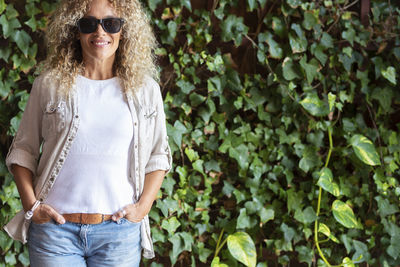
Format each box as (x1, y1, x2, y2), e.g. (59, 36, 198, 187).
(317, 167, 340, 197)
(350, 134, 381, 166)
(342, 257, 356, 267)
(211, 257, 229, 267)
(0, 0, 5, 14)
(300, 93, 329, 117)
(332, 200, 363, 229)
(381, 66, 397, 85)
(318, 223, 340, 243)
(227, 232, 257, 267)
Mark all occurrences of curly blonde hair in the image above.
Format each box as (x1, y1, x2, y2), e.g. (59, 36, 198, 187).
(42, 0, 158, 97)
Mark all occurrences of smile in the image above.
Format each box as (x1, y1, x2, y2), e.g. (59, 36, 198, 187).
(91, 41, 111, 47)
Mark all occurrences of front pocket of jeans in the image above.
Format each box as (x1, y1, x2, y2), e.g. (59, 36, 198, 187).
(121, 218, 141, 225)
(31, 219, 53, 225)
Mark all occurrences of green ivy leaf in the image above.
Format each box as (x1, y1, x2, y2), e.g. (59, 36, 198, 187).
(12, 30, 32, 56)
(387, 235, 400, 260)
(181, 0, 192, 11)
(381, 66, 397, 85)
(375, 196, 399, 217)
(317, 167, 340, 197)
(320, 32, 333, 48)
(148, 0, 162, 11)
(318, 223, 340, 243)
(299, 56, 319, 84)
(167, 20, 177, 39)
(287, 0, 302, 8)
(189, 92, 206, 106)
(294, 206, 317, 225)
(5, 4, 18, 19)
(272, 17, 286, 38)
(248, 0, 257, 11)
(264, 32, 283, 59)
(302, 11, 318, 30)
(0, 231, 13, 252)
(5, 250, 17, 265)
(162, 216, 181, 235)
(300, 93, 329, 117)
(352, 240, 369, 263)
(0, 80, 10, 98)
(0, 15, 21, 38)
(289, 24, 307, 53)
(167, 120, 188, 147)
(237, 208, 251, 229)
(332, 200, 362, 229)
(176, 79, 195, 94)
(25, 3, 41, 17)
(17, 248, 30, 266)
(295, 246, 313, 266)
(350, 134, 381, 166)
(229, 144, 249, 170)
(371, 87, 393, 113)
(227, 232, 257, 267)
(220, 15, 249, 46)
(342, 26, 356, 46)
(0, 46, 11, 62)
(168, 234, 183, 265)
(259, 207, 274, 223)
(282, 57, 301, 81)
(25, 16, 37, 31)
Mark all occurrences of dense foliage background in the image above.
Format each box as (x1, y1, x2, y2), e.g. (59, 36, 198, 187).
(1, 0, 400, 266)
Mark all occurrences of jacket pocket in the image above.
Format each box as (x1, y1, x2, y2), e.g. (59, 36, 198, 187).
(142, 107, 156, 141)
(42, 101, 66, 140)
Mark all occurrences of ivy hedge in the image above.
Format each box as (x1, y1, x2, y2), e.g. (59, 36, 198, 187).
(1, 0, 400, 266)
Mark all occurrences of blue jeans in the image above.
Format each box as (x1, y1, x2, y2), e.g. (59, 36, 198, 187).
(28, 218, 141, 267)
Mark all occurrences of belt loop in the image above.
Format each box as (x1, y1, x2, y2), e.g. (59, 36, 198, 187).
(102, 214, 104, 223)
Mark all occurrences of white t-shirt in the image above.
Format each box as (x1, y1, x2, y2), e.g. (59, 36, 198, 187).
(45, 75, 134, 214)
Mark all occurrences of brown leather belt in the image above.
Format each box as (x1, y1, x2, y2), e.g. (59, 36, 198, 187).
(63, 213, 113, 224)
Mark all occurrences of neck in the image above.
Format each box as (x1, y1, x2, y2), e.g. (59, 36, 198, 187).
(82, 55, 115, 80)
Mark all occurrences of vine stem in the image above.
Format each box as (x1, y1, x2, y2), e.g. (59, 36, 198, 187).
(214, 229, 228, 259)
(314, 126, 333, 266)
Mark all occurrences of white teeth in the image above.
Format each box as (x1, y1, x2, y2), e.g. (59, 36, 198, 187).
(93, 41, 109, 45)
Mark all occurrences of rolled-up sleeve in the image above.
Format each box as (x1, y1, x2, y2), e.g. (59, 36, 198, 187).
(144, 83, 172, 174)
(6, 78, 43, 176)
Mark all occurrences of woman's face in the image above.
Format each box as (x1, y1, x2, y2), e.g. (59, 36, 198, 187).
(79, 0, 121, 65)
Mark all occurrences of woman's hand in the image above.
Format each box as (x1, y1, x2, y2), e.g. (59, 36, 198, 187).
(31, 203, 65, 224)
(112, 203, 149, 223)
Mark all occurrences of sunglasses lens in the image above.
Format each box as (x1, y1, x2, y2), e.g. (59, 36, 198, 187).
(103, 18, 122, 33)
(78, 18, 97, 33)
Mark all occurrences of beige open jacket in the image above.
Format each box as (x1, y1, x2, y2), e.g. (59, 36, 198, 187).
(4, 72, 172, 259)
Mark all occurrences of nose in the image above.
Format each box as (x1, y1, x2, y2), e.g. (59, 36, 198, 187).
(95, 21, 106, 35)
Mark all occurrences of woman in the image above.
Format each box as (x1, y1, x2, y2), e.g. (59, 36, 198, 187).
(4, 0, 172, 266)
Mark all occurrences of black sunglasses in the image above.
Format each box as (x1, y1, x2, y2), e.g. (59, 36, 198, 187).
(77, 17, 125, 34)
